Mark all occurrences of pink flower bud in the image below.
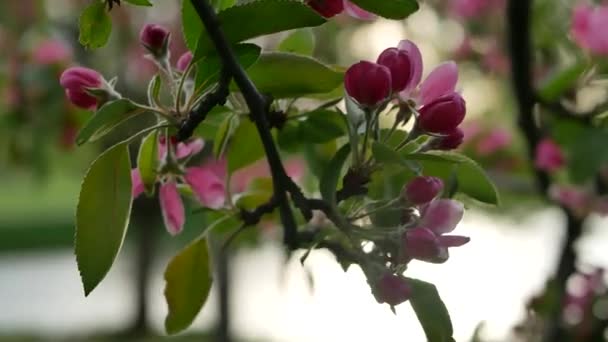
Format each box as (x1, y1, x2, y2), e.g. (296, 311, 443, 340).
(176, 51, 193, 72)
(403, 176, 444, 205)
(33, 39, 71, 65)
(184, 167, 226, 209)
(418, 92, 466, 134)
(420, 199, 464, 235)
(306, 0, 344, 18)
(377, 48, 412, 92)
(343, 0, 375, 20)
(418, 62, 459, 106)
(397, 40, 423, 96)
(159, 181, 185, 235)
(535, 138, 565, 172)
(437, 127, 464, 150)
(345, 61, 392, 108)
(549, 185, 591, 215)
(375, 274, 412, 306)
(139, 24, 170, 57)
(59, 66, 103, 110)
(131, 169, 145, 198)
(403, 227, 448, 263)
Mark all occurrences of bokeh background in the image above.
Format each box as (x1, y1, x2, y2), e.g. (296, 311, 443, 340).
(1, 0, 605, 341)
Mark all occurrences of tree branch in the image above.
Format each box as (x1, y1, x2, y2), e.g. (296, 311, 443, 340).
(177, 68, 231, 141)
(507, 1, 584, 341)
(190, 0, 299, 249)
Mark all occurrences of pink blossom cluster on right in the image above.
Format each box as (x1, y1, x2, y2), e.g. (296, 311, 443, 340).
(572, 2, 608, 55)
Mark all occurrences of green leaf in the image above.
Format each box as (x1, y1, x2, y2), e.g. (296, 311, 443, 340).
(182, 0, 203, 51)
(79, 1, 112, 49)
(298, 110, 347, 143)
(137, 131, 159, 195)
(123, 0, 153, 6)
(349, 0, 419, 20)
(195, 0, 325, 58)
(76, 99, 147, 145)
(320, 144, 351, 205)
(147, 74, 162, 108)
(538, 61, 587, 102)
(213, 113, 239, 158)
(245, 53, 344, 98)
(568, 129, 608, 183)
(406, 152, 499, 205)
(164, 237, 213, 334)
(195, 44, 261, 91)
(371, 141, 421, 173)
(76, 143, 133, 295)
(228, 119, 265, 173)
(210, 0, 236, 11)
(194, 106, 231, 140)
(278, 29, 315, 55)
(407, 278, 454, 342)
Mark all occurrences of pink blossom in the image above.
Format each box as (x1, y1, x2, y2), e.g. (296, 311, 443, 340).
(176, 51, 193, 72)
(375, 274, 412, 306)
(476, 128, 512, 155)
(571, 3, 608, 55)
(158, 137, 204, 160)
(33, 39, 71, 65)
(403, 225, 469, 264)
(549, 185, 592, 215)
(418, 62, 459, 106)
(418, 92, 466, 134)
(420, 198, 465, 234)
(131, 169, 145, 198)
(184, 167, 226, 209)
(59, 66, 103, 110)
(397, 40, 424, 96)
(306, 0, 344, 18)
(159, 181, 185, 235)
(403, 176, 444, 205)
(535, 138, 565, 172)
(343, 0, 375, 20)
(345, 61, 392, 107)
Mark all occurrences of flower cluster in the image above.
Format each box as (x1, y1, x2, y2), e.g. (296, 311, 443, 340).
(572, 3, 608, 55)
(306, 0, 375, 20)
(345, 40, 467, 149)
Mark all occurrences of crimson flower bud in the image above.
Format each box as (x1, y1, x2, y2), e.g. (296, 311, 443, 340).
(345, 61, 392, 108)
(306, 0, 344, 18)
(418, 92, 466, 134)
(535, 138, 565, 172)
(377, 47, 412, 92)
(59, 66, 103, 110)
(375, 273, 412, 306)
(176, 51, 193, 72)
(403, 176, 444, 205)
(437, 127, 464, 150)
(140, 24, 170, 57)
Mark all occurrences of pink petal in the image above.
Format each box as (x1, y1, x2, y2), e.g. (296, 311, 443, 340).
(403, 227, 449, 263)
(534, 138, 565, 172)
(438, 235, 470, 247)
(420, 199, 464, 235)
(185, 167, 226, 209)
(343, 0, 376, 20)
(398, 40, 423, 97)
(418, 61, 459, 106)
(33, 39, 72, 65)
(476, 128, 512, 155)
(176, 138, 205, 159)
(131, 169, 145, 198)
(586, 7, 608, 55)
(159, 181, 185, 235)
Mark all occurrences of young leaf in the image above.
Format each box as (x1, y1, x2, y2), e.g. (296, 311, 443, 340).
(320, 144, 351, 205)
(195, 0, 325, 58)
(372, 141, 421, 173)
(245, 53, 344, 98)
(79, 1, 112, 49)
(407, 278, 454, 342)
(164, 237, 213, 334)
(76, 99, 147, 145)
(348, 0, 419, 20)
(211, 0, 236, 11)
(213, 113, 239, 158)
(298, 110, 347, 143)
(182, 0, 203, 51)
(194, 106, 231, 139)
(137, 131, 159, 195)
(76, 143, 133, 296)
(278, 29, 315, 55)
(147, 74, 163, 108)
(228, 120, 265, 173)
(538, 61, 587, 102)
